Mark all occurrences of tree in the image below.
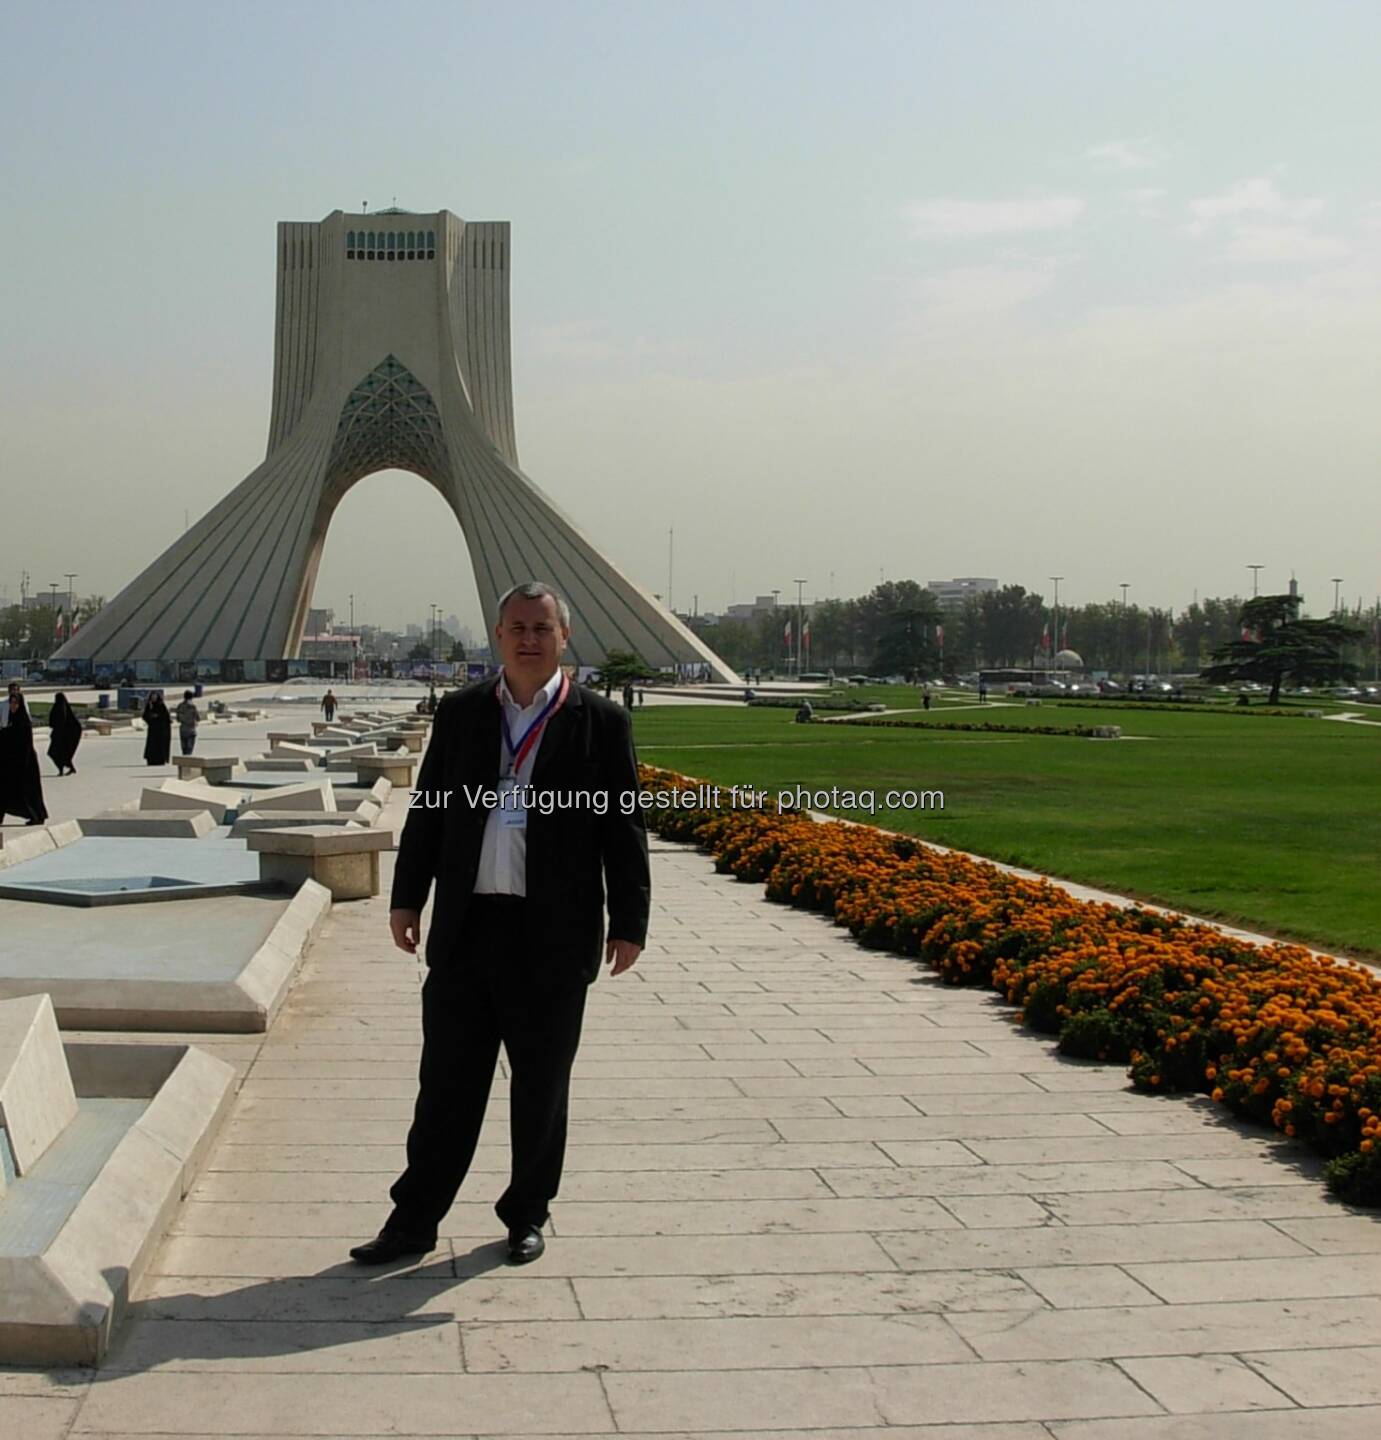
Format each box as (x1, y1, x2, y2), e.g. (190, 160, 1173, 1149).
(448, 638, 467, 663)
(407, 642, 433, 662)
(978, 585, 1045, 667)
(871, 602, 942, 679)
(592, 649, 655, 688)
(1202, 593, 1362, 704)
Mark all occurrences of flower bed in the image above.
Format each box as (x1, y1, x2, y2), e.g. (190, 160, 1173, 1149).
(639, 763, 1381, 1204)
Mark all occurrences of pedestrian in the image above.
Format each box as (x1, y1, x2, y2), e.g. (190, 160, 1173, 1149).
(174, 690, 200, 756)
(350, 581, 649, 1268)
(46, 692, 83, 775)
(1, 688, 49, 826)
(978, 680, 989, 705)
(321, 688, 338, 723)
(922, 687, 932, 711)
(142, 691, 172, 765)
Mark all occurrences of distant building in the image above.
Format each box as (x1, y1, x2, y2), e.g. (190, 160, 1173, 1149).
(725, 595, 781, 621)
(927, 577, 999, 611)
(306, 607, 334, 634)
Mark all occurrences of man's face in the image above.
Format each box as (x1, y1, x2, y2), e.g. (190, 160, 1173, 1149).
(495, 594, 569, 684)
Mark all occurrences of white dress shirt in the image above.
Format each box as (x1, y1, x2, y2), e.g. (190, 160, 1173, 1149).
(473, 666, 565, 896)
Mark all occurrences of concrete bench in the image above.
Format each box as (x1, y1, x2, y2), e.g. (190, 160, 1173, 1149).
(383, 730, 425, 753)
(247, 824, 392, 900)
(84, 719, 113, 736)
(269, 741, 321, 762)
(323, 744, 380, 769)
(80, 809, 218, 839)
(140, 780, 237, 824)
(245, 780, 336, 813)
(266, 730, 311, 746)
(231, 808, 377, 837)
(353, 753, 418, 787)
(172, 754, 241, 785)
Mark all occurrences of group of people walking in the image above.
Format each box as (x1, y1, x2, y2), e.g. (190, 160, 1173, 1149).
(141, 689, 200, 765)
(0, 681, 79, 827)
(2, 682, 206, 828)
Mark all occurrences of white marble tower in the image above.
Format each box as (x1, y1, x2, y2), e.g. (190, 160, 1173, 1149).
(56, 208, 737, 681)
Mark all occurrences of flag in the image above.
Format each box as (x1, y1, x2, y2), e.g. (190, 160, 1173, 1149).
(936, 624, 944, 647)
(53, 607, 65, 643)
(783, 619, 792, 651)
(1040, 622, 1051, 652)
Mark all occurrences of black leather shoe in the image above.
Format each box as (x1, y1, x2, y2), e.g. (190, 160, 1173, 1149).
(349, 1229, 436, 1265)
(506, 1225, 545, 1264)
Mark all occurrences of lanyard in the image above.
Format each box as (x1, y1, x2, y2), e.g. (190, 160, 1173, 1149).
(498, 672, 569, 776)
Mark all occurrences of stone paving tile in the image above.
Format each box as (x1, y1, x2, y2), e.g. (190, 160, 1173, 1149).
(948, 1295, 1381, 1359)
(1052, 1409, 1381, 1439)
(0, 1396, 83, 1439)
(71, 1372, 613, 1433)
(1015, 1265, 1163, 1309)
(878, 1220, 1312, 1271)
(461, 1313, 975, 1372)
(1240, 1345, 1381, 1407)
(820, 1160, 1201, 1198)
(1039, 1185, 1343, 1227)
(1117, 1354, 1296, 1413)
(135, 1271, 581, 1322)
(773, 1114, 1114, 1142)
(549, 1196, 959, 1235)
(570, 1269, 1044, 1319)
(102, 1317, 462, 1371)
(1268, 1215, 1381, 1252)
(602, 1360, 1154, 1430)
(151, 1231, 899, 1280)
(1127, 1253, 1381, 1303)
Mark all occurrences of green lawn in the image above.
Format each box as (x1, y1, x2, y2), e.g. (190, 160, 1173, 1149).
(633, 690, 1381, 960)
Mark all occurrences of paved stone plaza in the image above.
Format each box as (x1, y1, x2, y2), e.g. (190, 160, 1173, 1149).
(3, 699, 1380, 1433)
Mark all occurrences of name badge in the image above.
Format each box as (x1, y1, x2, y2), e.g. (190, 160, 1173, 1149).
(497, 776, 527, 829)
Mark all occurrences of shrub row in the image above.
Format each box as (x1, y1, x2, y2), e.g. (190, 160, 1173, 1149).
(639, 764, 1381, 1204)
(830, 717, 1111, 737)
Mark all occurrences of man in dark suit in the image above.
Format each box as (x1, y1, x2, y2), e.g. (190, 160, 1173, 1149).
(349, 581, 650, 1266)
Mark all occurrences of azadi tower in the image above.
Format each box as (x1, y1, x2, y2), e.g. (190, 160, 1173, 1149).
(57, 208, 737, 681)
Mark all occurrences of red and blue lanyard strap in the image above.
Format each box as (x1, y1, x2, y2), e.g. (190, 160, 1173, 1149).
(497, 672, 569, 778)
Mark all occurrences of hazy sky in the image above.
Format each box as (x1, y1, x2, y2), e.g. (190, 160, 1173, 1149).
(3, 0, 1379, 634)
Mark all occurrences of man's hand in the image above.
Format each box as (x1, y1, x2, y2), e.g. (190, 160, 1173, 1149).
(605, 938, 642, 976)
(390, 908, 422, 954)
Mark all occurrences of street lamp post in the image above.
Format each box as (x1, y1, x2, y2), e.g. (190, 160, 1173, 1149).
(1248, 564, 1263, 597)
(1120, 583, 1129, 680)
(1049, 576, 1063, 672)
(793, 579, 807, 678)
(1331, 577, 1343, 615)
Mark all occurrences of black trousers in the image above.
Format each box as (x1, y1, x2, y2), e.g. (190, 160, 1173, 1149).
(388, 895, 590, 1236)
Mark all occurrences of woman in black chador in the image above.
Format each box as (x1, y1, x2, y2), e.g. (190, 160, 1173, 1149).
(46, 692, 83, 775)
(142, 691, 172, 766)
(0, 690, 49, 825)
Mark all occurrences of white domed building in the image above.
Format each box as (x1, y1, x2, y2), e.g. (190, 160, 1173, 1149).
(1053, 648, 1084, 673)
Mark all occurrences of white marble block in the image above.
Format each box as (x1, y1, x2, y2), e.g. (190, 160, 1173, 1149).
(0, 994, 79, 1175)
(247, 780, 337, 813)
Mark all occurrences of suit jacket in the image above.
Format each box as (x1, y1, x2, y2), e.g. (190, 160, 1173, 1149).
(390, 676, 651, 982)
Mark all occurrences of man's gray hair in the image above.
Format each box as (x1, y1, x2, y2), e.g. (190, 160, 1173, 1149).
(496, 581, 571, 628)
